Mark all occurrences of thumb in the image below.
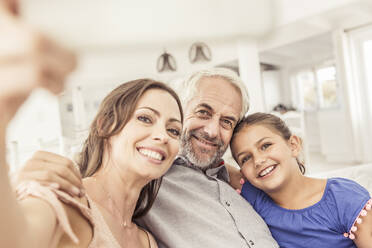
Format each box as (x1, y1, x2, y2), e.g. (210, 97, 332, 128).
(0, 0, 19, 16)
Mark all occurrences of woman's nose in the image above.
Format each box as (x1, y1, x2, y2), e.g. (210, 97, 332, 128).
(152, 127, 169, 144)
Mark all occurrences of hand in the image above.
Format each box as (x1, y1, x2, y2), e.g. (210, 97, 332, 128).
(0, 2, 76, 125)
(13, 151, 85, 197)
(225, 163, 245, 193)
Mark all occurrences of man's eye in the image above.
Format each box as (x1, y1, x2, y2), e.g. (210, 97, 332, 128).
(167, 128, 181, 138)
(137, 115, 152, 123)
(221, 119, 233, 129)
(196, 109, 210, 117)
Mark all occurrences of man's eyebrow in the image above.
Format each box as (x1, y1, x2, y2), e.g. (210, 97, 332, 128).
(195, 103, 238, 122)
(224, 115, 237, 123)
(138, 107, 182, 123)
(195, 103, 213, 111)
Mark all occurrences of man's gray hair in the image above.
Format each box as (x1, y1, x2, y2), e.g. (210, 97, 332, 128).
(181, 67, 250, 120)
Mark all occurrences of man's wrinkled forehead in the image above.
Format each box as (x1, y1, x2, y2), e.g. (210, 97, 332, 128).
(196, 77, 241, 109)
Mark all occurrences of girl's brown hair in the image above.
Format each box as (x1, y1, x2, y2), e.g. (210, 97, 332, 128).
(231, 112, 305, 174)
(77, 78, 183, 219)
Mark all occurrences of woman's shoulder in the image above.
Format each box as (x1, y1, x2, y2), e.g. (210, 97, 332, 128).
(16, 181, 93, 247)
(58, 195, 93, 247)
(138, 226, 158, 248)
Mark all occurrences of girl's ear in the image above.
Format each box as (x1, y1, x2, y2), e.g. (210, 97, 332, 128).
(288, 135, 302, 157)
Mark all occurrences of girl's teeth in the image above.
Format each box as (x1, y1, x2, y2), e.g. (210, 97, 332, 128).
(259, 166, 275, 177)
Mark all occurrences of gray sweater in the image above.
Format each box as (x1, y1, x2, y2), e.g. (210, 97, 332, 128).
(139, 157, 279, 248)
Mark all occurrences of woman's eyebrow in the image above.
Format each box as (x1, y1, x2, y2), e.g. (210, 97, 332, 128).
(138, 107, 181, 123)
(138, 106, 159, 116)
(168, 118, 182, 124)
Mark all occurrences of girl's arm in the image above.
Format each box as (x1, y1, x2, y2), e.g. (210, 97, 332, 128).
(354, 203, 372, 248)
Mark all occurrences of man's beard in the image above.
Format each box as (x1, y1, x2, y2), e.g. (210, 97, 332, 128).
(179, 128, 227, 170)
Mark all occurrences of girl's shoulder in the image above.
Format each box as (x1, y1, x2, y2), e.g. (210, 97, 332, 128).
(241, 181, 271, 212)
(325, 177, 370, 203)
(323, 177, 371, 234)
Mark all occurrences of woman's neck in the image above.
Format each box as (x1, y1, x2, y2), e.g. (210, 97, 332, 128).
(84, 165, 148, 227)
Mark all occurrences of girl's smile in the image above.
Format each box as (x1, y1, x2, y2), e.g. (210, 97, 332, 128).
(231, 124, 301, 193)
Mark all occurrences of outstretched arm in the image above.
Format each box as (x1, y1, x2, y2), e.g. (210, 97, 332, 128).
(0, 1, 76, 246)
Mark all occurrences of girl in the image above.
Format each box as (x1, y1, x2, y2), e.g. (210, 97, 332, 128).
(230, 112, 372, 248)
(1, 79, 183, 248)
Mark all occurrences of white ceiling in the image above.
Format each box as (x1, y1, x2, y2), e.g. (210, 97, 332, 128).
(19, 0, 274, 48)
(19, 0, 372, 49)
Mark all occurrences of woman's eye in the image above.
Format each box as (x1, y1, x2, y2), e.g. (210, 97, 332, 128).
(168, 128, 181, 138)
(261, 143, 272, 150)
(137, 115, 152, 123)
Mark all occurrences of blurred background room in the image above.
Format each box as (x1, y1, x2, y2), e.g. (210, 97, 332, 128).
(6, 0, 372, 189)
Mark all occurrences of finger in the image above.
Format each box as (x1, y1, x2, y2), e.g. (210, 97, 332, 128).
(239, 178, 245, 185)
(31, 54, 75, 95)
(19, 161, 83, 192)
(35, 35, 77, 75)
(25, 172, 84, 197)
(0, 0, 17, 17)
(30, 159, 83, 187)
(31, 151, 82, 180)
(0, 0, 19, 16)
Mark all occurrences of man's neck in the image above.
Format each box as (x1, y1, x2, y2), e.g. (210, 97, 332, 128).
(178, 155, 223, 171)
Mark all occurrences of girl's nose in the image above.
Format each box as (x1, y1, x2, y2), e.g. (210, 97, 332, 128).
(254, 157, 266, 169)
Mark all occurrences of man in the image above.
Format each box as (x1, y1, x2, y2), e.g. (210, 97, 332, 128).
(138, 68, 278, 247)
(17, 68, 279, 247)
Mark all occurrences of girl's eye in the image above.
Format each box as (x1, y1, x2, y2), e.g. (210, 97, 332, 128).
(261, 143, 272, 150)
(167, 128, 181, 138)
(137, 115, 152, 123)
(241, 155, 251, 164)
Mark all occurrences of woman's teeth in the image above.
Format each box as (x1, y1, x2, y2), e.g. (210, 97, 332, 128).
(139, 149, 163, 161)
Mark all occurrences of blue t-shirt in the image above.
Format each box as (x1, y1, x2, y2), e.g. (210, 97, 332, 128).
(241, 178, 371, 248)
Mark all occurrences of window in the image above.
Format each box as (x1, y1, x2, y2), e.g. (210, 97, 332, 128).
(315, 66, 339, 108)
(296, 64, 339, 111)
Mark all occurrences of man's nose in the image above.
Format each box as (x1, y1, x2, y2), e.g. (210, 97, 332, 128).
(203, 118, 219, 138)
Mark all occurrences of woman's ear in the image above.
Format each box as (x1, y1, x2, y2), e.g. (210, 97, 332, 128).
(288, 135, 302, 157)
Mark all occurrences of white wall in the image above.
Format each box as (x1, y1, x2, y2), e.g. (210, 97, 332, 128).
(262, 70, 282, 111)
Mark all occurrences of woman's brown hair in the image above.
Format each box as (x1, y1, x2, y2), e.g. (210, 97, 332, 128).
(77, 78, 183, 219)
(231, 112, 305, 174)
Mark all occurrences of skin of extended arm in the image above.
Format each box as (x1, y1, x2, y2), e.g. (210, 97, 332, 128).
(0, 118, 57, 248)
(354, 206, 372, 248)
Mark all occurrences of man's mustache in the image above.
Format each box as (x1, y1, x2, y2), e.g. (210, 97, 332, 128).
(188, 129, 224, 147)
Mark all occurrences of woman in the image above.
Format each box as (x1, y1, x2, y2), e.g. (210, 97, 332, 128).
(2, 79, 183, 248)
